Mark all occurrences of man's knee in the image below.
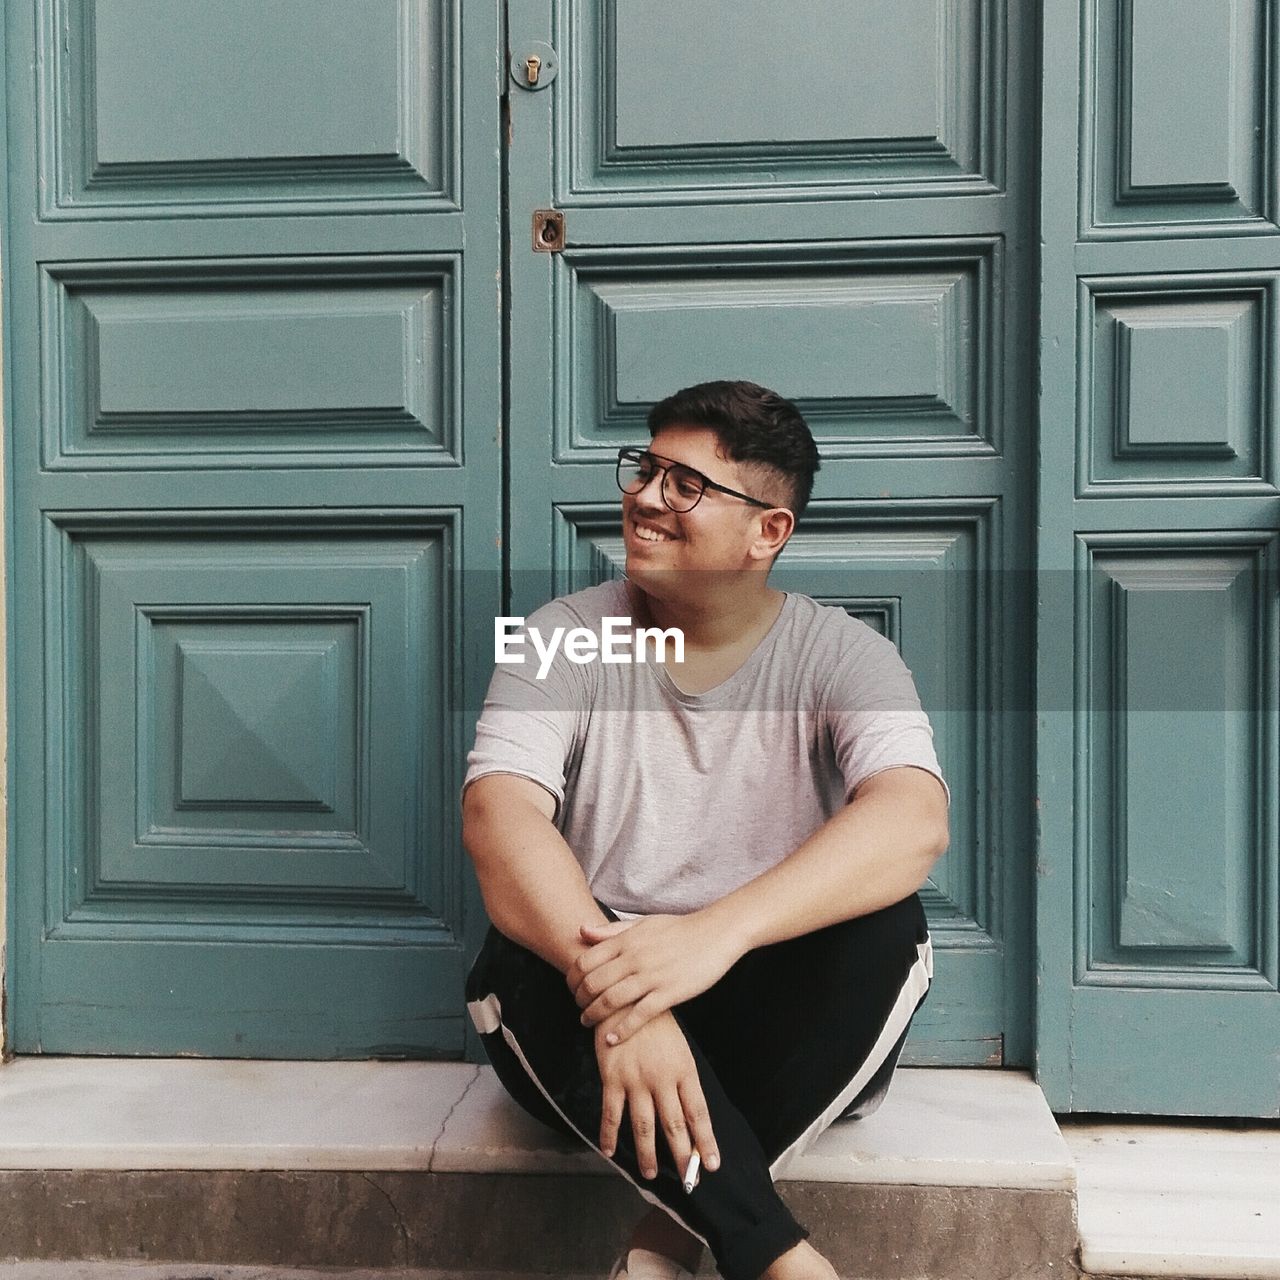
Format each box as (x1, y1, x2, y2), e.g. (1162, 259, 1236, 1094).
(801, 891, 928, 967)
(466, 928, 601, 1144)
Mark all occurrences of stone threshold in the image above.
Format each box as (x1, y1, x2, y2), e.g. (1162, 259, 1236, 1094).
(0, 1059, 1274, 1278)
(0, 1060, 1069, 1187)
(0, 1060, 1076, 1279)
(0, 1266, 1261, 1280)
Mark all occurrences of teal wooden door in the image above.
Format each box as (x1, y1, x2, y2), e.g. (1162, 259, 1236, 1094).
(2, 1, 502, 1056)
(505, 0, 1039, 1066)
(1039, 0, 1280, 1114)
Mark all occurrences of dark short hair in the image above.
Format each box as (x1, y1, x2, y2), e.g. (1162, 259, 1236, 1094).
(647, 380, 820, 519)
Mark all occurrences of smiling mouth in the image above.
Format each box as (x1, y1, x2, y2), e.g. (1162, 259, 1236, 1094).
(632, 521, 678, 543)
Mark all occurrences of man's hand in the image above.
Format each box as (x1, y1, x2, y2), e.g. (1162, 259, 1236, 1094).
(594, 1008, 721, 1182)
(568, 912, 742, 1045)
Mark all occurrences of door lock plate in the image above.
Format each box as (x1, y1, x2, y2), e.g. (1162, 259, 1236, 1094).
(532, 209, 564, 252)
(510, 42, 558, 90)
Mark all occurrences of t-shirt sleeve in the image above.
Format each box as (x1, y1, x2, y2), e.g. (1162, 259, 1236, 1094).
(462, 599, 590, 821)
(822, 625, 950, 808)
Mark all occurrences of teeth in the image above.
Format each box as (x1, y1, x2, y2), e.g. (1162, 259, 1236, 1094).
(634, 525, 673, 542)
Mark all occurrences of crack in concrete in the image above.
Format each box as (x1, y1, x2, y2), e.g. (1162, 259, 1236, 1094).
(359, 1171, 411, 1265)
(426, 1064, 482, 1173)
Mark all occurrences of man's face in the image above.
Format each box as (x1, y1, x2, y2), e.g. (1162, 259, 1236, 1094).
(621, 424, 773, 591)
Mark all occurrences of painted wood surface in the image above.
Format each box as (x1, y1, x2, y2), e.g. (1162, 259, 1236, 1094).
(2, 0, 502, 1056)
(1039, 0, 1280, 1114)
(505, 0, 1037, 1069)
(2, 0, 1269, 1109)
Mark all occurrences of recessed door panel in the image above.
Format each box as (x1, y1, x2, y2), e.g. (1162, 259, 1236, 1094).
(42, 0, 456, 215)
(1084, 0, 1275, 235)
(566, 0, 1002, 199)
(559, 246, 998, 461)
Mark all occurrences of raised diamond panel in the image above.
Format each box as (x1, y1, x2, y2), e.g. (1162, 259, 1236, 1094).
(46, 515, 457, 919)
(175, 635, 346, 811)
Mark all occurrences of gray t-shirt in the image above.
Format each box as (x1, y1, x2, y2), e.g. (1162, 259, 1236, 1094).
(464, 579, 948, 918)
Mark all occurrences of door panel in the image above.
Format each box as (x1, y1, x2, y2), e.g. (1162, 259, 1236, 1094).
(570, 0, 999, 197)
(563, 247, 994, 452)
(1039, 0, 1280, 1113)
(1082, 542, 1268, 964)
(4, 0, 501, 1056)
(507, 0, 1036, 1066)
(47, 0, 452, 214)
(1086, 0, 1268, 233)
(45, 258, 459, 468)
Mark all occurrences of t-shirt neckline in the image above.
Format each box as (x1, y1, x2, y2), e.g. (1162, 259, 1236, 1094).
(620, 582, 793, 705)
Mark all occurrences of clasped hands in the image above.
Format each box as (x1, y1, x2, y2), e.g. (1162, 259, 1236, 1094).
(567, 911, 739, 1179)
(565, 911, 740, 1046)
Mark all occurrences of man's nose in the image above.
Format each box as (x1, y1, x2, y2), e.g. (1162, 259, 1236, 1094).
(632, 468, 667, 511)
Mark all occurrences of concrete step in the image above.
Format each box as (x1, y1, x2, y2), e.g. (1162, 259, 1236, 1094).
(0, 1059, 1075, 1280)
(0, 1269, 606, 1279)
(1, 1270, 604, 1279)
(1, 1060, 1275, 1279)
(0, 1269, 656, 1279)
(0, 1265, 1256, 1280)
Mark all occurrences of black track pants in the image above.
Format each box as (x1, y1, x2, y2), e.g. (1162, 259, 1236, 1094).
(465, 893, 932, 1280)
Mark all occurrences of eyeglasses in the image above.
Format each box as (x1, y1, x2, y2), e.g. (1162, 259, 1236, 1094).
(615, 448, 775, 514)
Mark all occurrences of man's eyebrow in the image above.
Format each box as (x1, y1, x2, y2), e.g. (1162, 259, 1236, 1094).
(640, 451, 688, 474)
(649, 451, 726, 480)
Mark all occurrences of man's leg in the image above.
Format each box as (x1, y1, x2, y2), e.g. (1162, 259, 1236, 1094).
(464, 907, 811, 1280)
(676, 891, 933, 1175)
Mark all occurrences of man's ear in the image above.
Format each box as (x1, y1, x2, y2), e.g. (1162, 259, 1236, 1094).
(751, 507, 794, 562)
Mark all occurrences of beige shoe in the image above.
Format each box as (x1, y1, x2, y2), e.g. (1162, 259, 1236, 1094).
(607, 1246, 697, 1280)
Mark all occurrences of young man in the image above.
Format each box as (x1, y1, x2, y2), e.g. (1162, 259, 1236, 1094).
(462, 381, 949, 1280)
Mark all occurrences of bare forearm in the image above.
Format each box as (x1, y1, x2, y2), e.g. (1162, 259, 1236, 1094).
(463, 788, 610, 975)
(701, 772, 948, 957)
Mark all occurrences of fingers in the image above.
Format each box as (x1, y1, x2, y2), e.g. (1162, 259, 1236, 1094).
(656, 1085, 693, 1179)
(630, 1079, 718, 1183)
(593, 1010, 720, 1185)
(599, 1080, 625, 1159)
(579, 920, 630, 940)
(566, 940, 619, 994)
(678, 1074, 721, 1174)
(572, 955, 634, 1011)
(600, 992, 665, 1045)
(628, 1090, 659, 1180)
(596, 999, 661, 1047)
(580, 974, 647, 1027)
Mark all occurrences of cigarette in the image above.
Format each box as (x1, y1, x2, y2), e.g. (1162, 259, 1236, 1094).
(682, 1149, 701, 1194)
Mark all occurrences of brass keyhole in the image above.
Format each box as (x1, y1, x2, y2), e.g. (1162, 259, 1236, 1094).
(525, 55, 541, 86)
(533, 209, 564, 252)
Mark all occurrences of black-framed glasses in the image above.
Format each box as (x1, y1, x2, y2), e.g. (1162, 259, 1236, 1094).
(615, 448, 775, 514)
